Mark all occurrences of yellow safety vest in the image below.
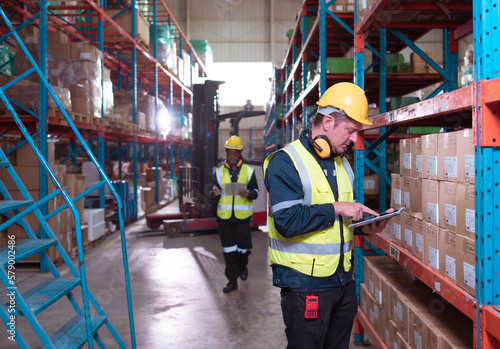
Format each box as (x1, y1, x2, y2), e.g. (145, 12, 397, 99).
(263, 140, 355, 277)
(216, 164, 254, 220)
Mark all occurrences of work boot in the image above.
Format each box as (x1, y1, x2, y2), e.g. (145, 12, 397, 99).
(223, 280, 238, 293)
(240, 267, 248, 281)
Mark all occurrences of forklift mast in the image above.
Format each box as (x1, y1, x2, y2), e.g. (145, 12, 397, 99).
(191, 80, 224, 218)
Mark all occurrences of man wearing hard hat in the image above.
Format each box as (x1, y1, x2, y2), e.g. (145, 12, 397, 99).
(263, 82, 393, 348)
(212, 135, 259, 293)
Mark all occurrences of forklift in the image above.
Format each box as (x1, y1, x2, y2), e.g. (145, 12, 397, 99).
(146, 80, 266, 237)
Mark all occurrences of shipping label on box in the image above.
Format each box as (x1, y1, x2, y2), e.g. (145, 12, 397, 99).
(456, 182, 475, 239)
(438, 132, 458, 181)
(424, 224, 440, 271)
(457, 129, 475, 184)
(422, 179, 439, 225)
(439, 181, 457, 232)
(391, 173, 402, 209)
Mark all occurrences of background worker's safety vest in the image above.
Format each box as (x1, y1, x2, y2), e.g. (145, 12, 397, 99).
(216, 164, 254, 220)
(263, 140, 354, 277)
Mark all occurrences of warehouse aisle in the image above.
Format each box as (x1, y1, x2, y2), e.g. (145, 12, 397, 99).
(4, 202, 375, 348)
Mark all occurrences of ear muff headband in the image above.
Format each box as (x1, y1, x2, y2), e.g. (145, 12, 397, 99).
(224, 159, 243, 168)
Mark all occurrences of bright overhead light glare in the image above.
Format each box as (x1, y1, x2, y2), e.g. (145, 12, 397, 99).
(158, 109, 172, 135)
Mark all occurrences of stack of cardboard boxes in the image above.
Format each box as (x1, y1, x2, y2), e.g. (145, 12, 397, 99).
(390, 129, 476, 296)
(12, 26, 113, 119)
(361, 256, 473, 348)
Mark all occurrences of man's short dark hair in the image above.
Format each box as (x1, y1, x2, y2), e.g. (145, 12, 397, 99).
(310, 111, 350, 128)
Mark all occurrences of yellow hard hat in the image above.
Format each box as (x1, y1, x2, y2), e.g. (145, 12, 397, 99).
(316, 82, 372, 125)
(225, 135, 244, 150)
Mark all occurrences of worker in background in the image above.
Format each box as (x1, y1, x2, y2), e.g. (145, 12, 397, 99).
(263, 82, 393, 348)
(211, 135, 259, 293)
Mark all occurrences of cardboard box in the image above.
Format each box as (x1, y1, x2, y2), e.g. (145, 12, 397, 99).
(424, 224, 440, 272)
(391, 213, 403, 246)
(16, 142, 55, 167)
(439, 181, 457, 232)
(104, 9, 150, 48)
(385, 319, 398, 349)
(455, 182, 475, 239)
(402, 176, 422, 217)
(146, 167, 164, 182)
(364, 174, 379, 195)
(391, 173, 402, 209)
(49, 42, 71, 59)
(456, 129, 475, 184)
(18, 25, 39, 44)
(400, 138, 412, 177)
(71, 61, 101, 81)
(413, 218, 425, 261)
(409, 307, 427, 349)
(410, 51, 439, 74)
(456, 235, 475, 296)
(422, 179, 439, 225)
(396, 331, 409, 349)
(439, 229, 457, 282)
(360, 282, 370, 316)
(70, 42, 101, 62)
(421, 134, 439, 180)
(402, 212, 414, 253)
(438, 132, 457, 181)
(411, 137, 422, 178)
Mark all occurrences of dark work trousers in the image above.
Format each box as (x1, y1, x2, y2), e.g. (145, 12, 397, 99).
(280, 280, 358, 349)
(218, 220, 252, 282)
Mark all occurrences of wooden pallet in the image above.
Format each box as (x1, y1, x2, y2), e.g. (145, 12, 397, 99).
(73, 113, 91, 124)
(92, 117, 108, 126)
(46, 108, 73, 120)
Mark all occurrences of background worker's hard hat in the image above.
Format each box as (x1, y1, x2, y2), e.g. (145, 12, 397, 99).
(316, 82, 372, 125)
(225, 135, 244, 150)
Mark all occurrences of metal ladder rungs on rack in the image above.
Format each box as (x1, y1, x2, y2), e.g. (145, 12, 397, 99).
(0, 200, 33, 213)
(6, 278, 81, 316)
(38, 316, 108, 349)
(0, 239, 58, 268)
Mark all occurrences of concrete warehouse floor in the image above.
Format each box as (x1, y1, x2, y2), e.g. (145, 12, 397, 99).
(2, 201, 376, 348)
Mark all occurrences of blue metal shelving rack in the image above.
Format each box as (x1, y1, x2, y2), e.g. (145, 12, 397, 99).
(0, 5, 135, 347)
(351, 0, 500, 347)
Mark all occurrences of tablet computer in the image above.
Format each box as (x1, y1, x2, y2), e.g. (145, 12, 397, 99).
(348, 206, 406, 229)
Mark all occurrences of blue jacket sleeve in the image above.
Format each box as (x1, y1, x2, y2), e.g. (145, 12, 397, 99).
(264, 151, 336, 238)
(247, 171, 259, 200)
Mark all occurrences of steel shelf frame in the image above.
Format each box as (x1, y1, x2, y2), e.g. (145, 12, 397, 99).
(0, 5, 136, 346)
(351, 1, 500, 347)
(0, 0, 202, 215)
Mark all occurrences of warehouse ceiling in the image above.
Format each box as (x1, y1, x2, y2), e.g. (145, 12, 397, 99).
(164, 0, 302, 66)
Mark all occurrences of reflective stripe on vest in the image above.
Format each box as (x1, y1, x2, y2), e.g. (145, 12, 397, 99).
(216, 164, 254, 219)
(263, 140, 354, 277)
